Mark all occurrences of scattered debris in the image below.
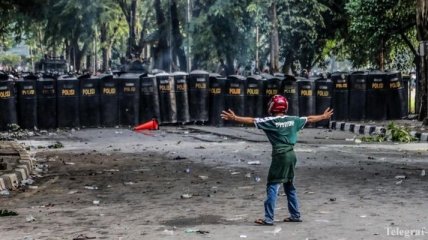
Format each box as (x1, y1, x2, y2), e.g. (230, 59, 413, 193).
(421, 170, 426, 177)
(181, 194, 193, 199)
(72, 234, 96, 240)
(360, 215, 367, 218)
(184, 168, 191, 173)
(0, 209, 18, 217)
(329, 198, 336, 202)
(199, 176, 209, 180)
(21, 179, 35, 185)
(315, 219, 330, 223)
(395, 180, 403, 185)
(245, 173, 251, 178)
(26, 215, 36, 222)
(354, 139, 362, 144)
(254, 176, 261, 182)
(231, 172, 240, 175)
(394, 175, 406, 180)
(124, 182, 135, 185)
(240, 235, 247, 238)
(104, 169, 120, 172)
(247, 161, 261, 165)
(162, 229, 174, 235)
(68, 190, 78, 194)
(93, 200, 100, 205)
(28, 186, 39, 190)
(47, 141, 64, 149)
(185, 229, 210, 234)
(0, 190, 11, 196)
(264, 227, 282, 235)
(64, 162, 75, 165)
(226, 216, 245, 221)
(84, 186, 98, 190)
(195, 146, 206, 149)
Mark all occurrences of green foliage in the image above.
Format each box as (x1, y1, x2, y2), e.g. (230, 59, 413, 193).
(386, 122, 417, 143)
(0, 0, 420, 75)
(361, 122, 417, 143)
(361, 134, 387, 143)
(345, 0, 416, 69)
(0, 54, 21, 66)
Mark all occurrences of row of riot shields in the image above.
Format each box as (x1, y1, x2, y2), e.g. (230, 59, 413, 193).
(0, 70, 211, 130)
(208, 74, 333, 127)
(331, 71, 408, 121)
(0, 70, 408, 131)
(208, 71, 408, 126)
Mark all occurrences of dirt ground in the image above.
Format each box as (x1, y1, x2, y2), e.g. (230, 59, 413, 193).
(0, 127, 427, 240)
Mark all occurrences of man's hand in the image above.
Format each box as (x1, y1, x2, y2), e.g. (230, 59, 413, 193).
(221, 109, 236, 121)
(322, 107, 334, 120)
(307, 107, 334, 123)
(220, 109, 255, 125)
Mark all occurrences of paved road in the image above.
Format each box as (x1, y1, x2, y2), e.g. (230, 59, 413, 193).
(0, 127, 427, 240)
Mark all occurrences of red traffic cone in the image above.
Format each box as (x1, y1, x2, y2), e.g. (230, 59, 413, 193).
(134, 119, 159, 131)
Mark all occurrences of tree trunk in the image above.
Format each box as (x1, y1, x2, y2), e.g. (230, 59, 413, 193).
(100, 23, 109, 72)
(269, 1, 279, 73)
(416, 0, 428, 124)
(154, 0, 170, 71)
(378, 38, 385, 71)
(171, 0, 187, 71)
(118, 0, 138, 58)
(136, 12, 149, 58)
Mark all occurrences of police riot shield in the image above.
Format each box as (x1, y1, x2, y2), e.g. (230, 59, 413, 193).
(156, 73, 177, 124)
(100, 75, 119, 127)
(117, 73, 142, 127)
(366, 71, 387, 120)
(188, 70, 210, 122)
(37, 76, 57, 129)
(331, 72, 349, 121)
(0, 75, 18, 130)
(79, 75, 100, 128)
(281, 75, 299, 116)
(172, 72, 190, 124)
(315, 78, 333, 127)
(209, 74, 226, 126)
(57, 76, 80, 128)
(387, 71, 406, 119)
(225, 75, 246, 126)
(140, 75, 161, 123)
(245, 75, 265, 118)
(16, 75, 37, 129)
(349, 71, 367, 121)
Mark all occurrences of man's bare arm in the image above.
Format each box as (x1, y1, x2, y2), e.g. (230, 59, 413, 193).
(307, 107, 334, 123)
(221, 109, 255, 125)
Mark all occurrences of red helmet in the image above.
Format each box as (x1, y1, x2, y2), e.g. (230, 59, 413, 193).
(267, 95, 288, 115)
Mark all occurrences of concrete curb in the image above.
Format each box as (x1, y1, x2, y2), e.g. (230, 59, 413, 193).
(0, 141, 34, 191)
(329, 121, 428, 142)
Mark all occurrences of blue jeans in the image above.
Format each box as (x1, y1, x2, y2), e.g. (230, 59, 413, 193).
(264, 181, 300, 224)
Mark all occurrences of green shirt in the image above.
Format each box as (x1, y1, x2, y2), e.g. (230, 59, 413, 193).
(254, 115, 307, 183)
(254, 115, 307, 146)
